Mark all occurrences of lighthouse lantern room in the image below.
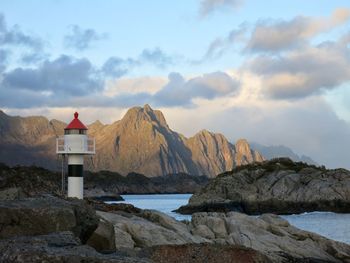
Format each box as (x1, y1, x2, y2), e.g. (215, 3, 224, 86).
(56, 112, 95, 199)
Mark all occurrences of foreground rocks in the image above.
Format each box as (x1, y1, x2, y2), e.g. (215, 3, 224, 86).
(177, 158, 350, 215)
(0, 196, 99, 243)
(1, 196, 350, 262)
(189, 212, 350, 262)
(0, 231, 150, 263)
(142, 244, 269, 263)
(0, 196, 268, 262)
(87, 202, 350, 262)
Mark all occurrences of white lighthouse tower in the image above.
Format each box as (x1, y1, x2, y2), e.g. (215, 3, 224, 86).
(56, 112, 95, 199)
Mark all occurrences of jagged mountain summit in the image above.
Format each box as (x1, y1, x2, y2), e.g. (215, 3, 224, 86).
(0, 105, 263, 177)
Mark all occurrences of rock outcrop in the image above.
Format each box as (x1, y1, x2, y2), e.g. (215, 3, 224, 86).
(87, 201, 350, 262)
(1, 194, 350, 262)
(176, 158, 350, 215)
(188, 212, 350, 262)
(0, 231, 150, 263)
(0, 105, 263, 177)
(0, 196, 99, 243)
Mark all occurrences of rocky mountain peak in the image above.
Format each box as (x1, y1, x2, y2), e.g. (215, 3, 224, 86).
(0, 106, 264, 177)
(195, 129, 213, 137)
(235, 138, 251, 153)
(121, 104, 169, 130)
(88, 120, 104, 129)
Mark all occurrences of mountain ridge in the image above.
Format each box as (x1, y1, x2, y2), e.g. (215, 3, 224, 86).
(250, 142, 318, 166)
(0, 105, 263, 177)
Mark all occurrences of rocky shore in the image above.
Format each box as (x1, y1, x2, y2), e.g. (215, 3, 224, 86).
(0, 163, 208, 200)
(1, 195, 350, 262)
(176, 158, 350, 215)
(2, 159, 350, 262)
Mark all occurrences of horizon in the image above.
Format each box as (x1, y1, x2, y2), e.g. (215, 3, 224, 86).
(0, 0, 350, 169)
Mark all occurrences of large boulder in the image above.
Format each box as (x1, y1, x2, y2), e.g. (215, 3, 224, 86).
(177, 158, 350, 215)
(0, 196, 99, 243)
(94, 210, 208, 250)
(87, 202, 209, 252)
(189, 212, 350, 262)
(0, 231, 150, 263)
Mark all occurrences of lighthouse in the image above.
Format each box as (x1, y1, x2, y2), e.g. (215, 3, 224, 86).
(56, 112, 95, 199)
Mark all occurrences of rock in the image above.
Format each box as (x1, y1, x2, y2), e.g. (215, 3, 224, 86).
(143, 244, 270, 263)
(85, 170, 209, 194)
(0, 231, 150, 263)
(0, 196, 99, 243)
(0, 162, 208, 196)
(189, 212, 350, 262)
(0, 163, 61, 197)
(87, 217, 116, 253)
(87, 201, 350, 262)
(96, 210, 207, 249)
(177, 158, 350, 215)
(190, 225, 215, 239)
(89, 195, 125, 202)
(87, 202, 209, 252)
(0, 187, 26, 200)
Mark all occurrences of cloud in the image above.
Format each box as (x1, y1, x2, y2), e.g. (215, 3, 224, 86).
(210, 97, 350, 169)
(0, 49, 10, 72)
(139, 48, 173, 68)
(153, 71, 240, 107)
(199, 0, 242, 17)
(0, 66, 239, 109)
(102, 57, 132, 78)
(197, 23, 247, 62)
(20, 52, 49, 65)
(246, 8, 350, 52)
(245, 39, 350, 99)
(102, 48, 174, 78)
(0, 13, 43, 50)
(2, 55, 102, 96)
(104, 76, 167, 97)
(64, 25, 107, 50)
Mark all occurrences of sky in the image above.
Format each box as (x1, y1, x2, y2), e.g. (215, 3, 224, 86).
(0, 0, 350, 169)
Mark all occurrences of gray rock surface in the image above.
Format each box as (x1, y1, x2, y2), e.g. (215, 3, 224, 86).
(177, 158, 350, 215)
(88, 202, 350, 262)
(0, 187, 25, 200)
(0, 196, 99, 243)
(0, 231, 150, 263)
(189, 212, 350, 262)
(94, 210, 208, 250)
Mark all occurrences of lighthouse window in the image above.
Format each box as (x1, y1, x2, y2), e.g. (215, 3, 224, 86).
(64, 129, 87, 135)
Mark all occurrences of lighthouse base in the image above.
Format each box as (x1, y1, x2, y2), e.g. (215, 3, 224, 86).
(68, 177, 83, 199)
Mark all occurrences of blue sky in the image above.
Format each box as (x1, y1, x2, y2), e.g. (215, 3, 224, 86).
(1, 0, 350, 168)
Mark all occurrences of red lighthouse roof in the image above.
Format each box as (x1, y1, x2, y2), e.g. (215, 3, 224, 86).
(65, 112, 88, 130)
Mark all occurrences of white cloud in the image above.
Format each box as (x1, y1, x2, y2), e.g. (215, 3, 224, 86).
(247, 8, 350, 52)
(199, 0, 243, 17)
(103, 76, 167, 97)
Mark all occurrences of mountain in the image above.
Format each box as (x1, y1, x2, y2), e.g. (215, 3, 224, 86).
(0, 105, 263, 177)
(250, 142, 318, 166)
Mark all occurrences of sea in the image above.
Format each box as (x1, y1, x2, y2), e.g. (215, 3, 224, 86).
(111, 194, 350, 244)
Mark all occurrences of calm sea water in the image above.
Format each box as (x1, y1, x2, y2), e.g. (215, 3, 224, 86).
(113, 194, 350, 244)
